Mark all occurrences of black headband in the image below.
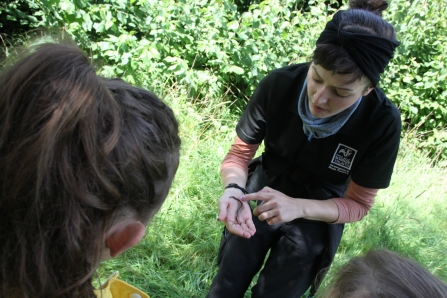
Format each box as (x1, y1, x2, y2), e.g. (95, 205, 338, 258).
(316, 10, 400, 86)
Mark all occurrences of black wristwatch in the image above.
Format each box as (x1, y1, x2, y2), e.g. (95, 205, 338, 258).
(225, 183, 248, 194)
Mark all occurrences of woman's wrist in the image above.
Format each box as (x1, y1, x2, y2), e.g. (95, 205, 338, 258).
(224, 183, 248, 194)
(223, 187, 246, 196)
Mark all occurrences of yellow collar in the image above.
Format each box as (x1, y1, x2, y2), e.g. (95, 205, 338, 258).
(94, 272, 150, 298)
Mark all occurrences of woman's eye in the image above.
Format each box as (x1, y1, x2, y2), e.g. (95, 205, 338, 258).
(312, 76, 322, 83)
(335, 92, 350, 98)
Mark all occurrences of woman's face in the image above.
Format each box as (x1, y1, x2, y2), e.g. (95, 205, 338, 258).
(306, 62, 373, 118)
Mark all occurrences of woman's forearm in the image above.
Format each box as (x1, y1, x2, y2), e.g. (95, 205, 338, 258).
(220, 136, 259, 188)
(299, 181, 377, 223)
(241, 181, 377, 225)
(300, 198, 340, 223)
(221, 167, 248, 189)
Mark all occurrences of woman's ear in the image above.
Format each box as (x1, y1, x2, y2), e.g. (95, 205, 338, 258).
(363, 85, 374, 96)
(105, 220, 146, 258)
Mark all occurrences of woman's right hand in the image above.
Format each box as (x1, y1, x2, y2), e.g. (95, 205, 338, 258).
(217, 188, 256, 238)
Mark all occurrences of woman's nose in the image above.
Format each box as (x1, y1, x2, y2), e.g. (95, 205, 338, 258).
(313, 87, 329, 104)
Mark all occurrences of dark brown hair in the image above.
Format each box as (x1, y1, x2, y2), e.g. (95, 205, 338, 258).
(318, 249, 447, 298)
(313, 0, 398, 83)
(0, 41, 181, 297)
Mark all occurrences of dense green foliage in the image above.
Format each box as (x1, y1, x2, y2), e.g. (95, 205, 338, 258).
(383, 0, 447, 160)
(0, 0, 350, 102)
(2, 0, 446, 140)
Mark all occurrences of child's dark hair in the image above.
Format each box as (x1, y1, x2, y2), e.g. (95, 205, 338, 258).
(0, 41, 181, 297)
(313, 0, 398, 84)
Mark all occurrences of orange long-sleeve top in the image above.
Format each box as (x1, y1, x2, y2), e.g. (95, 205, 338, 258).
(220, 136, 378, 224)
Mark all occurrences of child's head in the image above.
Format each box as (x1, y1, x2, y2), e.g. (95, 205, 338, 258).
(318, 249, 447, 298)
(0, 41, 181, 297)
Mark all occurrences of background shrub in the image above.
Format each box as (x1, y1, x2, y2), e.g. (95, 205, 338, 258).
(1, 0, 446, 158)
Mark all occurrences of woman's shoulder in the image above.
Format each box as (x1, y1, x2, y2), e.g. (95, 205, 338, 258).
(355, 87, 401, 134)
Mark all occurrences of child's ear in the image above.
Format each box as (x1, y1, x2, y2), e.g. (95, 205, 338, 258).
(105, 221, 146, 258)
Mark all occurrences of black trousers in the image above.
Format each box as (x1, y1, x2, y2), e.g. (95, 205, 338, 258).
(207, 213, 329, 298)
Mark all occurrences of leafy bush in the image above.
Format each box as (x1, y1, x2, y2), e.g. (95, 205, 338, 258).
(382, 0, 447, 159)
(1, 0, 447, 159)
(1, 0, 337, 96)
(0, 0, 37, 35)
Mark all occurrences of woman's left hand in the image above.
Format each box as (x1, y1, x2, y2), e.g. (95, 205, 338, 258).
(241, 187, 302, 225)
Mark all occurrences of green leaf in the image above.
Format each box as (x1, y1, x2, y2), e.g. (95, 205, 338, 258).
(223, 65, 244, 74)
(227, 20, 239, 30)
(82, 12, 93, 31)
(93, 21, 105, 33)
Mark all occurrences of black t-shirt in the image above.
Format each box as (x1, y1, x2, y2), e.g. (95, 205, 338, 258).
(236, 63, 401, 189)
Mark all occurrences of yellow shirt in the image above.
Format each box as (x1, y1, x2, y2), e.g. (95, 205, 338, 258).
(94, 272, 150, 298)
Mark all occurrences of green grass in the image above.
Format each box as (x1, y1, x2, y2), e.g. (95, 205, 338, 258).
(97, 85, 447, 297)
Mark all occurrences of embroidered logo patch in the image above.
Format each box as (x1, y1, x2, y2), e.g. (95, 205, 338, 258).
(329, 143, 357, 174)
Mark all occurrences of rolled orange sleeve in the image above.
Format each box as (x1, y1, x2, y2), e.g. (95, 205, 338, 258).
(220, 136, 260, 176)
(331, 180, 378, 224)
